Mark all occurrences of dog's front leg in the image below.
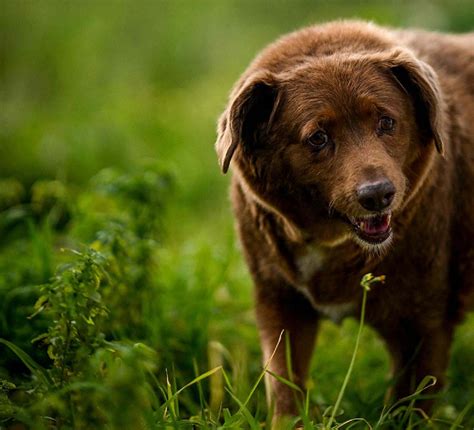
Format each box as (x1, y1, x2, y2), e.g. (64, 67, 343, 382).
(255, 284, 319, 418)
(380, 321, 454, 412)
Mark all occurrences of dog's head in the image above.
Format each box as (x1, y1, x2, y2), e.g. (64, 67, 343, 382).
(216, 48, 446, 251)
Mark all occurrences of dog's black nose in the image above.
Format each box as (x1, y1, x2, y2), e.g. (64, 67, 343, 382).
(357, 180, 395, 212)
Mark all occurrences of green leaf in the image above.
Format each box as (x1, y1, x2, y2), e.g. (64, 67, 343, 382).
(0, 339, 52, 387)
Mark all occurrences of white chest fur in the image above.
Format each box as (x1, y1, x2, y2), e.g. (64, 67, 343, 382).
(295, 246, 355, 324)
(296, 246, 326, 283)
(313, 302, 356, 324)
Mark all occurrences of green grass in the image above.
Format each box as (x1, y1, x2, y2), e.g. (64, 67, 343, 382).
(1, 1, 473, 428)
(0, 167, 473, 429)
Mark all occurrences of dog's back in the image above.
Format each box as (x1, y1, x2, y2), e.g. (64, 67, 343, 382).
(399, 28, 474, 311)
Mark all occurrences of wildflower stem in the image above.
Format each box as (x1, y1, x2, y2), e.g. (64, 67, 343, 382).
(326, 273, 384, 429)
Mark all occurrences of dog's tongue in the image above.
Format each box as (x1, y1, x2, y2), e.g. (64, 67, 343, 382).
(359, 214, 391, 235)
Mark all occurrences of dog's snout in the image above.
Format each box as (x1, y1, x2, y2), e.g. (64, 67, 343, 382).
(357, 180, 395, 212)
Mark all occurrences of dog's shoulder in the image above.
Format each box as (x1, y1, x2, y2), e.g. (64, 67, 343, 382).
(230, 177, 299, 282)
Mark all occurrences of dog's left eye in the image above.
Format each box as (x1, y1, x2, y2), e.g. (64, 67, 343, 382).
(378, 116, 395, 133)
(307, 130, 329, 149)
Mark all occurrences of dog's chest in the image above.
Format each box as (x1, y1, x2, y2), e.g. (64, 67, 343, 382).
(296, 246, 325, 283)
(295, 246, 356, 324)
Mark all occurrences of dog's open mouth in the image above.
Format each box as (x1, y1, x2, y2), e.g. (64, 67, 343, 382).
(348, 213, 392, 244)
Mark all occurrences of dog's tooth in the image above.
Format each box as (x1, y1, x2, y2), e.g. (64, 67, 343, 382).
(360, 221, 365, 231)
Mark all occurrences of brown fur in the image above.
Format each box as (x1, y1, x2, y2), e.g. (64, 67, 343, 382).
(215, 20, 474, 417)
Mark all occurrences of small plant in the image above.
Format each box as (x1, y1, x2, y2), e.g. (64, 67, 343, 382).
(32, 248, 109, 386)
(0, 164, 175, 428)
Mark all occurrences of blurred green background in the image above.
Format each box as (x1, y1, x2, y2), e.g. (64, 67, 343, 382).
(2, 0, 473, 241)
(0, 1, 473, 427)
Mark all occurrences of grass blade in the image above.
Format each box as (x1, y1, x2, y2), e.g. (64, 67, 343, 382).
(449, 400, 474, 429)
(0, 338, 51, 387)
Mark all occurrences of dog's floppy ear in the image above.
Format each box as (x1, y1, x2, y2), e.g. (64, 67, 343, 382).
(384, 49, 447, 155)
(216, 71, 280, 173)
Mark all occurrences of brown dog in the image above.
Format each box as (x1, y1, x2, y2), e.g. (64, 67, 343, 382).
(216, 20, 474, 417)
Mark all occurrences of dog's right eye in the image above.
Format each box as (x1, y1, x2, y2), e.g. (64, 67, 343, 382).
(377, 116, 395, 133)
(307, 130, 329, 150)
